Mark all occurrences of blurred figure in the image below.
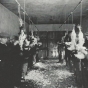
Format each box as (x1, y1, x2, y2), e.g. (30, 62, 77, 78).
(57, 32, 65, 63)
(57, 31, 71, 63)
(0, 33, 11, 87)
(64, 31, 71, 42)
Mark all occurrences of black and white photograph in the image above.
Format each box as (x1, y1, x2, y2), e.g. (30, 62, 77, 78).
(0, 0, 88, 88)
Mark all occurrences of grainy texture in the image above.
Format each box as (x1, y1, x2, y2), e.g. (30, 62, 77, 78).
(0, 4, 29, 36)
(22, 60, 78, 88)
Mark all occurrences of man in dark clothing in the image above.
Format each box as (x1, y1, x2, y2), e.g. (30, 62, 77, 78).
(64, 32, 71, 66)
(57, 32, 66, 63)
(0, 36, 12, 87)
(12, 36, 22, 86)
(83, 36, 88, 48)
(21, 38, 29, 79)
(57, 32, 71, 63)
(0, 35, 21, 87)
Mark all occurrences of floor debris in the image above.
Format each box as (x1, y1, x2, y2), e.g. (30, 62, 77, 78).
(23, 60, 78, 88)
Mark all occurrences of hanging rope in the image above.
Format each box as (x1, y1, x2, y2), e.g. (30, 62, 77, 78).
(23, 0, 26, 29)
(15, 0, 20, 5)
(15, 0, 21, 18)
(15, 0, 23, 19)
(29, 19, 39, 31)
(18, 4, 20, 17)
(18, 6, 23, 27)
(64, 8, 66, 23)
(71, 12, 73, 24)
(15, 0, 23, 27)
(80, 0, 83, 26)
(64, 2, 67, 31)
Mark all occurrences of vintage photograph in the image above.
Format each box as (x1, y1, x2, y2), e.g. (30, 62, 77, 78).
(0, 0, 88, 88)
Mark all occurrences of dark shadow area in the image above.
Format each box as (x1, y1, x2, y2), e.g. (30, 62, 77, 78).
(20, 80, 42, 88)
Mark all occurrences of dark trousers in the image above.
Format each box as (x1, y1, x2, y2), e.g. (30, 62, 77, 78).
(21, 59, 28, 78)
(65, 47, 68, 66)
(28, 54, 33, 69)
(21, 50, 29, 78)
(0, 60, 15, 87)
(13, 59, 22, 86)
(58, 45, 65, 62)
(36, 52, 39, 62)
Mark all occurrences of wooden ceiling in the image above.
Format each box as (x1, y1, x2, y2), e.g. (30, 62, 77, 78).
(0, 0, 88, 24)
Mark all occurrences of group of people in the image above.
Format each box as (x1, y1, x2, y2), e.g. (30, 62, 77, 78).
(0, 27, 42, 87)
(0, 24, 88, 87)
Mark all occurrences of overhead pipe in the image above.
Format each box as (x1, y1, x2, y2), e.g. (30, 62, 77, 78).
(59, 0, 83, 29)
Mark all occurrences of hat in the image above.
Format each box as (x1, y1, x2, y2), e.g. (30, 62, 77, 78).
(0, 32, 10, 38)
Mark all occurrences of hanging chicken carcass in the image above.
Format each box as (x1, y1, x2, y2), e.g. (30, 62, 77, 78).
(68, 25, 76, 50)
(19, 29, 27, 50)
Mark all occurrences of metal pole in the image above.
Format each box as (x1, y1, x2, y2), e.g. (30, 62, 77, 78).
(59, 0, 82, 29)
(80, 0, 83, 26)
(24, 0, 26, 29)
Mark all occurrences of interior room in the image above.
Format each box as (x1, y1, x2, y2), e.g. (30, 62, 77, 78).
(0, 0, 88, 88)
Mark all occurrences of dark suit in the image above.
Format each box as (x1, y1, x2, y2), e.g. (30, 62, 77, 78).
(0, 43, 11, 86)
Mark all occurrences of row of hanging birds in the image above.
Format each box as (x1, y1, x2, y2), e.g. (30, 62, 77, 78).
(66, 24, 88, 59)
(18, 28, 42, 51)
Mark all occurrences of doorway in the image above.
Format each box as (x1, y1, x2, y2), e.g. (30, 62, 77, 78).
(39, 31, 64, 59)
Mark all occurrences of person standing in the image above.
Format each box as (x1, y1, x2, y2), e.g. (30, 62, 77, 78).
(22, 38, 30, 78)
(57, 33, 65, 63)
(57, 32, 70, 63)
(0, 34, 12, 87)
